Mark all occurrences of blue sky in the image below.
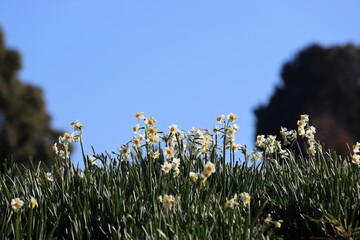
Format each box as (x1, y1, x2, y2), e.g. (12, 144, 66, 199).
(1, 1, 359, 166)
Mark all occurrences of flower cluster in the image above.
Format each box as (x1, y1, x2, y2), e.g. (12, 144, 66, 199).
(11, 197, 38, 212)
(264, 214, 283, 229)
(130, 112, 240, 180)
(225, 192, 251, 209)
(351, 142, 360, 165)
(279, 127, 297, 145)
(215, 113, 242, 152)
(52, 121, 84, 160)
(255, 134, 289, 160)
(187, 161, 216, 185)
(186, 128, 215, 157)
(297, 114, 318, 156)
(161, 157, 181, 176)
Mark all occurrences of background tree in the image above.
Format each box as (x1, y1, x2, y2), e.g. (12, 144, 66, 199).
(254, 44, 360, 155)
(0, 28, 63, 168)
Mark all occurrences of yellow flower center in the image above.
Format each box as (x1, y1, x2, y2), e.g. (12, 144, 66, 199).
(245, 196, 251, 203)
(65, 134, 71, 139)
(206, 165, 213, 172)
(167, 149, 173, 155)
(217, 116, 222, 122)
(149, 127, 156, 134)
(229, 114, 236, 121)
(204, 172, 211, 178)
(148, 119, 155, 125)
(165, 199, 172, 205)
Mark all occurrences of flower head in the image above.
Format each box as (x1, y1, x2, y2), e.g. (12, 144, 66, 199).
(162, 194, 175, 209)
(239, 192, 251, 206)
(30, 197, 38, 208)
(144, 117, 156, 126)
(161, 162, 172, 173)
(216, 115, 225, 124)
(227, 112, 237, 122)
(135, 112, 145, 120)
(189, 172, 198, 181)
(169, 124, 179, 134)
(71, 121, 84, 132)
(11, 198, 24, 212)
(204, 161, 215, 174)
(165, 147, 175, 159)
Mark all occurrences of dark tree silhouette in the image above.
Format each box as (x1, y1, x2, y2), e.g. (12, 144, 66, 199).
(0, 28, 63, 168)
(254, 44, 360, 155)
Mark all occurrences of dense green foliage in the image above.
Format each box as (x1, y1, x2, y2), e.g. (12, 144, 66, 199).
(0, 29, 62, 168)
(255, 44, 360, 156)
(0, 113, 360, 239)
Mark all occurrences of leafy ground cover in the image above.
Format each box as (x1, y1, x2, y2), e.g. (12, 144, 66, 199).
(1, 113, 359, 239)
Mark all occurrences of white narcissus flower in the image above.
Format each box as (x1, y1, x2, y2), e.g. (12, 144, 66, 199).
(52, 143, 59, 154)
(216, 115, 225, 124)
(298, 127, 305, 136)
(231, 143, 241, 152)
(119, 145, 131, 162)
(59, 132, 74, 145)
(172, 158, 180, 168)
(11, 198, 24, 212)
(165, 147, 175, 159)
(148, 127, 157, 135)
(146, 134, 160, 145)
(144, 117, 156, 126)
(132, 137, 142, 148)
(30, 197, 38, 208)
(71, 121, 84, 132)
(227, 112, 237, 122)
(352, 142, 360, 154)
(89, 156, 98, 166)
(300, 114, 309, 122)
(239, 192, 251, 206)
(169, 124, 179, 133)
(352, 154, 360, 165)
(225, 195, 239, 209)
(133, 124, 141, 134)
(189, 172, 198, 181)
(173, 167, 181, 177)
(162, 195, 175, 208)
(204, 161, 215, 174)
(161, 162, 172, 173)
(151, 150, 160, 159)
(256, 135, 265, 147)
(135, 112, 145, 120)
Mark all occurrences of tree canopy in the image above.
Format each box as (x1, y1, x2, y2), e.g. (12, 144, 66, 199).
(254, 44, 360, 155)
(0, 28, 63, 168)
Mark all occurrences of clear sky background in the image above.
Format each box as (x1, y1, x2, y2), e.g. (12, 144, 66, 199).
(1, 1, 359, 167)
